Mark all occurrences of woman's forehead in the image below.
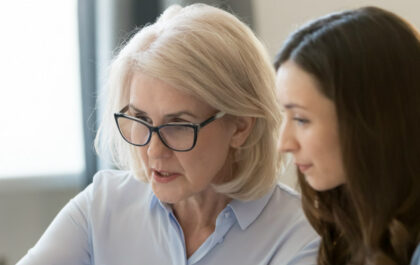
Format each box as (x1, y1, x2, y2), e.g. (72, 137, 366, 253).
(128, 72, 214, 116)
(276, 63, 321, 103)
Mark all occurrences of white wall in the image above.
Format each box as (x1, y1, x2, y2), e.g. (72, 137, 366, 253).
(253, 0, 420, 58)
(252, 0, 420, 188)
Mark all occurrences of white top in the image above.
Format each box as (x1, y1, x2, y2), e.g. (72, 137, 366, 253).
(17, 169, 319, 265)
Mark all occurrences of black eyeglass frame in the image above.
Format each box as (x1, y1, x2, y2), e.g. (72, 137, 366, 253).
(114, 105, 226, 152)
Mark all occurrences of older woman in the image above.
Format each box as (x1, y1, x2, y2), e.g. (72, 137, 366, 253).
(18, 4, 318, 265)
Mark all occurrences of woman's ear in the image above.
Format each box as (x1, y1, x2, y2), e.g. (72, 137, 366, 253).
(229, 116, 255, 148)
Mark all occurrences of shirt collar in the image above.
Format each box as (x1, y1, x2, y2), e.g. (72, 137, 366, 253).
(148, 185, 160, 209)
(228, 186, 275, 230)
(148, 184, 276, 230)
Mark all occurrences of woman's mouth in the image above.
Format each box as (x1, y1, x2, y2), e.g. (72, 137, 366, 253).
(296, 163, 312, 173)
(152, 169, 180, 183)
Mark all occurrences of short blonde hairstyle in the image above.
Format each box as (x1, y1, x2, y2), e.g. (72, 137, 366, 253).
(95, 4, 282, 200)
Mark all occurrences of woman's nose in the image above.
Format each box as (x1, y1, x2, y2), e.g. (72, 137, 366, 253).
(147, 133, 172, 159)
(278, 122, 299, 154)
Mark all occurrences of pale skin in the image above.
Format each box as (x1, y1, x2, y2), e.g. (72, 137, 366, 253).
(276, 60, 346, 191)
(128, 71, 254, 257)
(172, 189, 230, 257)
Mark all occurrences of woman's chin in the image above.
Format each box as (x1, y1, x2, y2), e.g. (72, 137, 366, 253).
(305, 174, 344, 192)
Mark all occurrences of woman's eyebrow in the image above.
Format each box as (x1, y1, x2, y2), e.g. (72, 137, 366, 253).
(128, 104, 147, 115)
(165, 111, 198, 119)
(284, 103, 307, 110)
(128, 104, 198, 119)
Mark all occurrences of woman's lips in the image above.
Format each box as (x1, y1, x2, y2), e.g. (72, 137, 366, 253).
(296, 164, 312, 173)
(152, 169, 180, 183)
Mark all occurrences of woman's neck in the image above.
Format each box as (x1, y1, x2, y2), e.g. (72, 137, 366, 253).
(171, 188, 232, 258)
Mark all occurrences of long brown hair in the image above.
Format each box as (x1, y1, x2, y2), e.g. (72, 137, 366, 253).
(275, 6, 420, 265)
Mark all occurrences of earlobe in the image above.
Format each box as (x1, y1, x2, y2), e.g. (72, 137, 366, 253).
(230, 117, 255, 148)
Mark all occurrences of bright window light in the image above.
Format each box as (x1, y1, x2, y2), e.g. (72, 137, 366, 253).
(0, 0, 85, 178)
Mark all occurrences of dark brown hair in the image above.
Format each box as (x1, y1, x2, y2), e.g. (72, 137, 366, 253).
(275, 6, 420, 265)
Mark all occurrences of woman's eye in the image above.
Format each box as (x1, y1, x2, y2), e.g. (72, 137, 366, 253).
(136, 115, 152, 124)
(293, 117, 310, 126)
(170, 118, 190, 123)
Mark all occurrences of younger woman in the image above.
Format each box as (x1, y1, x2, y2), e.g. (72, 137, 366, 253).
(276, 6, 420, 265)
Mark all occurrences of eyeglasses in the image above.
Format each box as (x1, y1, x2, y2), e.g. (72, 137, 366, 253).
(114, 105, 226, 152)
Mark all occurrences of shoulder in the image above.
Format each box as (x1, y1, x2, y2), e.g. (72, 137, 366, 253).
(262, 183, 320, 264)
(273, 182, 301, 198)
(91, 169, 136, 186)
(91, 169, 147, 191)
(243, 183, 319, 264)
(268, 182, 303, 212)
(266, 182, 318, 239)
(411, 243, 420, 265)
(88, 169, 151, 209)
(260, 182, 316, 234)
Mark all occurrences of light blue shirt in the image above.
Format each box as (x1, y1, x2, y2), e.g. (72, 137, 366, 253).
(411, 244, 420, 265)
(17, 170, 319, 265)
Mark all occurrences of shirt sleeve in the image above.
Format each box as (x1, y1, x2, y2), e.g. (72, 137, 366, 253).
(268, 221, 320, 265)
(411, 244, 420, 265)
(16, 184, 93, 265)
(284, 237, 319, 265)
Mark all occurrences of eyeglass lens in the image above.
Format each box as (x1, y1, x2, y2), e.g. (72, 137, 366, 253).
(117, 117, 195, 151)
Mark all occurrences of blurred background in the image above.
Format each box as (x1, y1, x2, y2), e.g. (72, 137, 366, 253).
(0, 0, 419, 264)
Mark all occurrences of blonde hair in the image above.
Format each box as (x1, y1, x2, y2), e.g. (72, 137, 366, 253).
(95, 4, 282, 200)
